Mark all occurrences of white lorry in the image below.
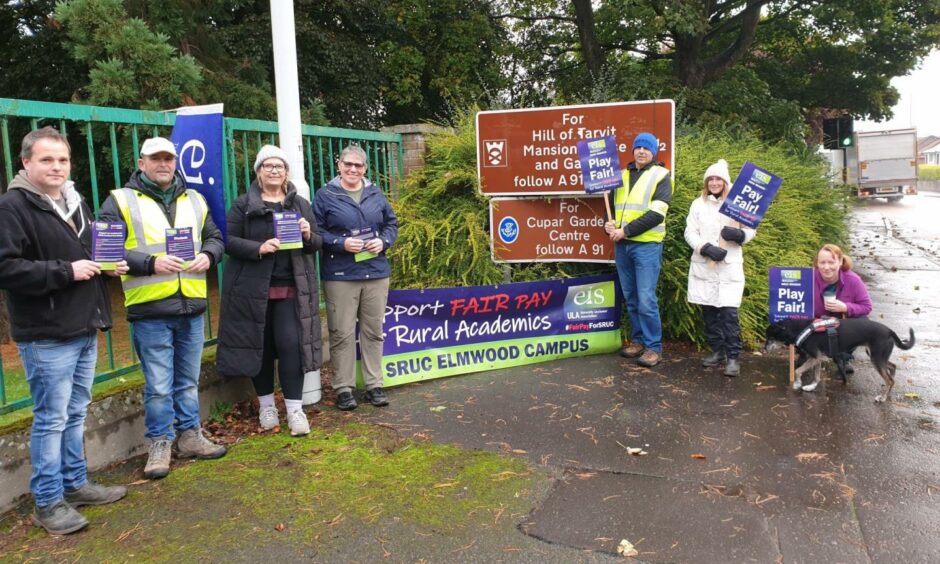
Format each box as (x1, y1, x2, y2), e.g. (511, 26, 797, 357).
(854, 128, 918, 201)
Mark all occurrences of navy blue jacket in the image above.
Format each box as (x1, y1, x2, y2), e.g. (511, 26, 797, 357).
(312, 177, 397, 281)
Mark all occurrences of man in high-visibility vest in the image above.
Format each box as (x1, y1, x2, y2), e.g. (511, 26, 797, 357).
(604, 132, 673, 368)
(99, 137, 226, 480)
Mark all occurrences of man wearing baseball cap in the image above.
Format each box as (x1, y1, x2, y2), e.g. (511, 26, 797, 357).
(98, 137, 227, 480)
(604, 132, 674, 368)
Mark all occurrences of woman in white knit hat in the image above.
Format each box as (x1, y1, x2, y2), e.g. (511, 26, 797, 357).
(216, 145, 323, 435)
(684, 159, 755, 376)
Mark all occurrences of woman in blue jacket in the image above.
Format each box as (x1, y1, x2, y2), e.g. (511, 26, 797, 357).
(313, 145, 398, 411)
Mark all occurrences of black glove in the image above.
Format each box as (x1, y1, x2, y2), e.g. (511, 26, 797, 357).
(720, 226, 746, 244)
(701, 243, 728, 262)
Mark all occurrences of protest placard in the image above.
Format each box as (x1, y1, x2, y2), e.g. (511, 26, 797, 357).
(718, 161, 783, 229)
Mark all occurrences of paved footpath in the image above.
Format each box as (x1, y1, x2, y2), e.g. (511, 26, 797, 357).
(363, 196, 940, 562)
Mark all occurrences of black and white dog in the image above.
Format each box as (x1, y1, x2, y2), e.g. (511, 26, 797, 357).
(765, 318, 915, 402)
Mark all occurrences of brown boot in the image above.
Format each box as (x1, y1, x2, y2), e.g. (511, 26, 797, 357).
(619, 342, 645, 358)
(176, 428, 227, 460)
(636, 350, 662, 367)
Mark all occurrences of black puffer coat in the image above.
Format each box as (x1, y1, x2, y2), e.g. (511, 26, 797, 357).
(216, 181, 323, 378)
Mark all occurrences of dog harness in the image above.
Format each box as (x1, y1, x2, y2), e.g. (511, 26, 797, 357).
(795, 318, 846, 381)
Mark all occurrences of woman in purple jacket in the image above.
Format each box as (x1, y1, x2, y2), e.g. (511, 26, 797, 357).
(812, 243, 873, 372)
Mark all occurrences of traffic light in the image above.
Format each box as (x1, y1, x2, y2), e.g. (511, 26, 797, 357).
(822, 116, 854, 149)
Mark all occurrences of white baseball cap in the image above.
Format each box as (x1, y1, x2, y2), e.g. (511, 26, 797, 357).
(140, 137, 177, 157)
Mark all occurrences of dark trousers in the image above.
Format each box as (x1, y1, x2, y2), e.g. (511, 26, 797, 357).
(252, 298, 303, 401)
(702, 306, 742, 359)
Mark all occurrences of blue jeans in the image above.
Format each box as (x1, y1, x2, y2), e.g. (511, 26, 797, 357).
(18, 332, 97, 507)
(614, 241, 663, 353)
(132, 315, 204, 440)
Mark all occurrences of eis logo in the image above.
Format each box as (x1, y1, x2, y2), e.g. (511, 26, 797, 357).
(781, 270, 802, 281)
(498, 216, 519, 244)
(482, 140, 507, 167)
(563, 281, 615, 321)
(750, 168, 772, 185)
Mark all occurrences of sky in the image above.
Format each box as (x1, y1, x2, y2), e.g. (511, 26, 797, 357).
(856, 49, 940, 137)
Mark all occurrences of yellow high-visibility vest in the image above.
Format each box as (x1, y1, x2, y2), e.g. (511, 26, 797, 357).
(614, 165, 672, 243)
(111, 188, 207, 306)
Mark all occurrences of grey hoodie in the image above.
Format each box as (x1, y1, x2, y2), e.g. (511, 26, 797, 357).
(9, 170, 87, 236)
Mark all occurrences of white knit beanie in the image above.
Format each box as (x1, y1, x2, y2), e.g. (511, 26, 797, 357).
(703, 159, 732, 188)
(254, 145, 290, 172)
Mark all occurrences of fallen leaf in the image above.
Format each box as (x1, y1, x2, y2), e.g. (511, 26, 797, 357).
(691, 453, 707, 460)
(430, 405, 447, 412)
(796, 452, 828, 462)
(274, 523, 285, 532)
(904, 392, 921, 400)
(617, 539, 639, 557)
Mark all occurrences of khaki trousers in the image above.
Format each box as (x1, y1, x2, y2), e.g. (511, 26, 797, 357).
(324, 278, 389, 393)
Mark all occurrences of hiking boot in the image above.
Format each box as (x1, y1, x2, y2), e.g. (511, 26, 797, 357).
(177, 428, 227, 460)
(619, 342, 645, 358)
(702, 350, 726, 367)
(64, 481, 127, 507)
(636, 349, 662, 367)
(336, 391, 358, 411)
(363, 387, 390, 407)
(287, 410, 310, 436)
(258, 406, 279, 431)
(144, 439, 172, 480)
(32, 500, 88, 535)
(723, 358, 740, 377)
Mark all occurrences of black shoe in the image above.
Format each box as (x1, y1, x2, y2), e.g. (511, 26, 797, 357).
(32, 500, 88, 535)
(701, 350, 726, 367)
(336, 391, 358, 411)
(723, 358, 740, 377)
(363, 387, 390, 407)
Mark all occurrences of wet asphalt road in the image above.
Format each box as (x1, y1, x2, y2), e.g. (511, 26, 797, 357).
(363, 193, 940, 563)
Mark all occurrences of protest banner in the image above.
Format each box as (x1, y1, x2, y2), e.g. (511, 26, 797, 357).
(170, 104, 226, 240)
(718, 161, 783, 229)
(366, 274, 622, 387)
(769, 266, 814, 383)
(490, 196, 613, 263)
(477, 101, 674, 196)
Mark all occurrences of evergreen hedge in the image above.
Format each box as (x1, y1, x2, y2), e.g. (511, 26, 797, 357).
(389, 113, 848, 350)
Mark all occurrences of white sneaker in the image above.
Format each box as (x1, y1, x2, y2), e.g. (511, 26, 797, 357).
(259, 406, 279, 431)
(287, 410, 310, 436)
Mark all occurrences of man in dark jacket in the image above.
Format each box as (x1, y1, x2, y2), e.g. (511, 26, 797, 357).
(0, 127, 127, 535)
(98, 137, 226, 481)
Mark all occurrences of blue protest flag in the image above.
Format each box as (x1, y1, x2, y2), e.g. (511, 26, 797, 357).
(170, 104, 226, 241)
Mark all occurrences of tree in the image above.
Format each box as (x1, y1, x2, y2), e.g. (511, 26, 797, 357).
(496, 0, 940, 137)
(0, 1, 88, 102)
(55, 0, 202, 110)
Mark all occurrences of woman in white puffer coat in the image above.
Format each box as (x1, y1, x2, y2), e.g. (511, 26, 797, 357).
(684, 159, 755, 377)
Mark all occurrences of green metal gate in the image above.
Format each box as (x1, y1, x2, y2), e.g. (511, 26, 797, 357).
(0, 97, 403, 418)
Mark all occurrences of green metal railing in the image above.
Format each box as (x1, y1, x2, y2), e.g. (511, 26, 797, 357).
(0, 97, 403, 416)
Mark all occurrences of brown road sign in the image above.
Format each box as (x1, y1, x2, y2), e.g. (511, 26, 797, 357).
(477, 101, 675, 196)
(490, 196, 614, 263)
